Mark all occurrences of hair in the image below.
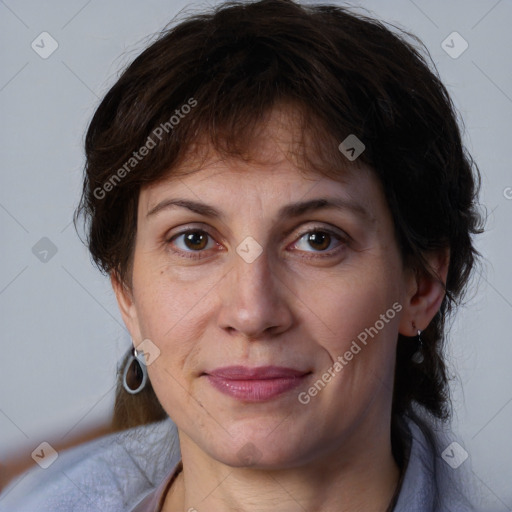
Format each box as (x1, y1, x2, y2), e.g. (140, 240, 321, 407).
(76, 0, 482, 446)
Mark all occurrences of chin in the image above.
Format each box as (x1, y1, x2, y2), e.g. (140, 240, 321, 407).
(208, 428, 312, 470)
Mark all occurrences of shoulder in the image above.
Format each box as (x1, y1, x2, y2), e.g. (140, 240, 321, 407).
(0, 418, 179, 512)
(394, 413, 478, 512)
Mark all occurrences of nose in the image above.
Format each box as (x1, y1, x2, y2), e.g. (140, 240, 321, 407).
(217, 250, 294, 340)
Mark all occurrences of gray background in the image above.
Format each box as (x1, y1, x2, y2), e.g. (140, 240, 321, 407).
(0, 0, 511, 509)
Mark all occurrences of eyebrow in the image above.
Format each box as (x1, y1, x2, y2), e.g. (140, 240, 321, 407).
(146, 197, 373, 222)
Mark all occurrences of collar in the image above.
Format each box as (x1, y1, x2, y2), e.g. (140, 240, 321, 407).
(131, 460, 182, 512)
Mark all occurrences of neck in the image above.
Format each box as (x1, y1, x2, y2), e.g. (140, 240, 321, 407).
(163, 420, 401, 512)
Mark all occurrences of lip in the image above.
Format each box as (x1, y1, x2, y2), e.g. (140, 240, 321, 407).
(204, 365, 311, 402)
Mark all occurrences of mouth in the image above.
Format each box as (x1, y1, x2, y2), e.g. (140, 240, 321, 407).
(203, 365, 312, 402)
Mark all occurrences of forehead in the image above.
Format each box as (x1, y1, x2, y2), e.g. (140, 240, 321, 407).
(139, 104, 379, 215)
(138, 157, 384, 239)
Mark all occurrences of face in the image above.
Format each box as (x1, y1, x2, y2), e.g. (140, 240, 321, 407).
(116, 110, 417, 471)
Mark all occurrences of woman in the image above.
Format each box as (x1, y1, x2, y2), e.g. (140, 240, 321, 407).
(0, 0, 482, 510)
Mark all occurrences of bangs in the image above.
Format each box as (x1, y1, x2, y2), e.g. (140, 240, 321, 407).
(163, 98, 358, 185)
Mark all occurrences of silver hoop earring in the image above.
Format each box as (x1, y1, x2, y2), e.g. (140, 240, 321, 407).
(411, 329, 424, 364)
(122, 346, 148, 394)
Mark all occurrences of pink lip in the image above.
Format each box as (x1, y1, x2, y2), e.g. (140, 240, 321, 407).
(205, 366, 310, 402)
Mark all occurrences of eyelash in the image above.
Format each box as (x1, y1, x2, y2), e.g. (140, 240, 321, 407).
(165, 225, 348, 260)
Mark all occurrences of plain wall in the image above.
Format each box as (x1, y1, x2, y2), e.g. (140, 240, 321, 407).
(1, 0, 511, 509)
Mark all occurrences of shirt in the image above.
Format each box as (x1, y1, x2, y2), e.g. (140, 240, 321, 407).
(0, 414, 477, 511)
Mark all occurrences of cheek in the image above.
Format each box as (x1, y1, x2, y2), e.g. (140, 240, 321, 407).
(302, 260, 403, 366)
(132, 262, 219, 382)
(132, 259, 214, 338)
(299, 277, 402, 425)
(133, 268, 217, 422)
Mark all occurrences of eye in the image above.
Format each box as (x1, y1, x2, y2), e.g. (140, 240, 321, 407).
(168, 229, 217, 254)
(166, 226, 347, 260)
(291, 228, 346, 255)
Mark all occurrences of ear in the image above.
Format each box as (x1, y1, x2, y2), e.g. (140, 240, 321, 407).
(398, 248, 450, 336)
(111, 271, 143, 342)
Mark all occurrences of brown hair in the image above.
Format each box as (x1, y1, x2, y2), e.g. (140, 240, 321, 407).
(75, 0, 482, 434)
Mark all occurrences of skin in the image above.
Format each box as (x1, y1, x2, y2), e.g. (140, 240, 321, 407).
(113, 107, 449, 512)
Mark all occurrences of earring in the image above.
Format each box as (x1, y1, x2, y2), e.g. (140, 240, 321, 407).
(411, 325, 424, 364)
(122, 345, 148, 394)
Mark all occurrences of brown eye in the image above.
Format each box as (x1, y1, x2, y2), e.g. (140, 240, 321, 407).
(307, 232, 331, 251)
(168, 229, 217, 257)
(183, 231, 208, 250)
(292, 228, 346, 257)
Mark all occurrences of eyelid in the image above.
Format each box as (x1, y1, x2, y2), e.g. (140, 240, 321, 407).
(165, 223, 218, 242)
(290, 222, 350, 244)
